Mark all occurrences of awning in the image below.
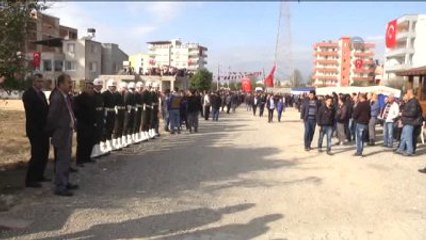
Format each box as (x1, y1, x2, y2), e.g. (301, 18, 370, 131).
(31, 38, 64, 48)
(395, 65, 426, 76)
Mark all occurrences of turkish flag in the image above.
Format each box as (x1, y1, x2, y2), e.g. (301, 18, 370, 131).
(32, 51, 41, 67)
(241, 77, 252, 92)
(386, 19, 397, 48)
(355, 59, 363, 69)
(264, 65, 276, 87)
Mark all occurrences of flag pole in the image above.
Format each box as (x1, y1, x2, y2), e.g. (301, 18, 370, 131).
(217, 64, 220, 91)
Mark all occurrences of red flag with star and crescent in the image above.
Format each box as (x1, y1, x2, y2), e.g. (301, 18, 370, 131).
(264, 64, 276, 87)
(386, 19, 397, 48)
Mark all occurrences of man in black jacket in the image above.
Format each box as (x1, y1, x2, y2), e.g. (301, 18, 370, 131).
(353, 93, 371, 156)
(396, 89, 424, 156)
(22, 73, 50, 188)
(210, 92, 221, 121)
(187, 89, 201, 133)
(73, 81, 97, 167)
(317, 96, 335, 154)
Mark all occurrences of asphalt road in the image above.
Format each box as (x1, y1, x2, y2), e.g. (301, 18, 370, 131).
(1, 107, 426, 240)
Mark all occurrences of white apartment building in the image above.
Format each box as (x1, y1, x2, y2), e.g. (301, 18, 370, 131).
(146, 39, 208, 72)
(384, 14, 426, 82)
(312, 37, 375, 87)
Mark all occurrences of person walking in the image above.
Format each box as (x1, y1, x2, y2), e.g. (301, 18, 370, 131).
(46, 74, 78, 197)
(368, 93, 380, 146)
(353, 93, 371, 157)
(211, 92, 222, 121)
(317, 96, 336, 155)
(300, 90, 320, 151)
(276, 96, 284, 122)
(203, 91, 211, 120)
(266, 94, 275, 123)
(167, 87, 182, 134)
(187, 89, 202, 133)
(335, 96, 347, 146)
(395, 89, 424, 156)
(252, 93, 259, 116)
(259, 93, 266, 118)
(379, 94, 400, 148)
(22, 73, 50, 188)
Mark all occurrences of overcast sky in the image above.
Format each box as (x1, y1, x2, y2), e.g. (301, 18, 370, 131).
(45, 1, 426, 81)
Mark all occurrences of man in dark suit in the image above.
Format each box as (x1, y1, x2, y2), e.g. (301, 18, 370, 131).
(73, 81, 97, 167)
(22, 73, 50, 188)
(46, 74, 78, 196)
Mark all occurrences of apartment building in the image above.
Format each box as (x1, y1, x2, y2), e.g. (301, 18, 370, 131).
(128, 53, 151, 74)
(101, 43, 129, 75)
(383, 14, 426, 82)
(62, 39, 102, 85)
(312, 37, 375, 87)
(26, 12, 78, 86)
(146, 39, 208, 72)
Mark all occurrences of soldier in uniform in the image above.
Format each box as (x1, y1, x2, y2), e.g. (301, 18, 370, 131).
(91, 78, 107, 158)
(151, 82, 161, 137)
(74, 81, 97, 167)
(113, 82, 127, 149)
(134, 81, 144, 142)
(141, 81, 152, 139)
(102, 79, 117, 152)
(123, 82, 136, 145)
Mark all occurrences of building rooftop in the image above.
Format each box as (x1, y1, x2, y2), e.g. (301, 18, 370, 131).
(147, 41, 172, 45)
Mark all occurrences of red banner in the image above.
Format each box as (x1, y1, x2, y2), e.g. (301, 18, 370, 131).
(386, 19, 397, 48)
(241, 77, 252, 92)
(32, 51, 41, 67)
(264, 65, 276, 87)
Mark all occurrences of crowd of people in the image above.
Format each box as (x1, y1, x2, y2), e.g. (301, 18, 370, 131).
(21, 73, 249, 196)
(297, 90, 424, 160)
(20, 73, 426, 197)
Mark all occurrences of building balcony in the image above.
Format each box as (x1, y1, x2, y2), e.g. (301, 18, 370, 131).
(314, 59, 339, 65)
(396, 31, 410, 40)
(314, 68, 339, 73)
(353, 68, 374, 74)
(188, 51, 198, 56)
(314, 51, 338, 57)
(352, 76, 372, 81)
(354, 52, 374, 57)
(313, 75, 338, 81)
(384, 64, 411, 72)
(385, 47, 414, 58)
(314, 42, 338, 48)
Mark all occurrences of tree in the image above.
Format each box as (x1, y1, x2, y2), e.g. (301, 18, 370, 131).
(290, 69, 304, 87)
(190, 69, 213, 91)
(0, 1, 48, 90)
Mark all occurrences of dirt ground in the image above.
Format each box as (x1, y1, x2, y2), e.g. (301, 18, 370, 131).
(0, 100, 29, 169)
(0, 106, 425, 239)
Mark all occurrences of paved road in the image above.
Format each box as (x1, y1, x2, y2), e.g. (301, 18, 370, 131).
(1, 107, 426, 240)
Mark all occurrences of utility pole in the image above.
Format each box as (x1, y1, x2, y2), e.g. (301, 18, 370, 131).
(217, 64, 220, 90)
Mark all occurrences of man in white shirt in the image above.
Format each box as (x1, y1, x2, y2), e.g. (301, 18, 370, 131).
(203, 91, 211, 120)
(379, 94, 400, 148)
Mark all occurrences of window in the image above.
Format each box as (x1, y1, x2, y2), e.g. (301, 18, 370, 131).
(89, 62, 97, 72)
(43, 60, 52, 72)
(54, 60, 63, 72)
(67, 43, 75, 53)
(65, 61, 76, 71)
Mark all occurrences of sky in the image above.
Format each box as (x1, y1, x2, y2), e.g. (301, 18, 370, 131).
(45, 1, 426, 81)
